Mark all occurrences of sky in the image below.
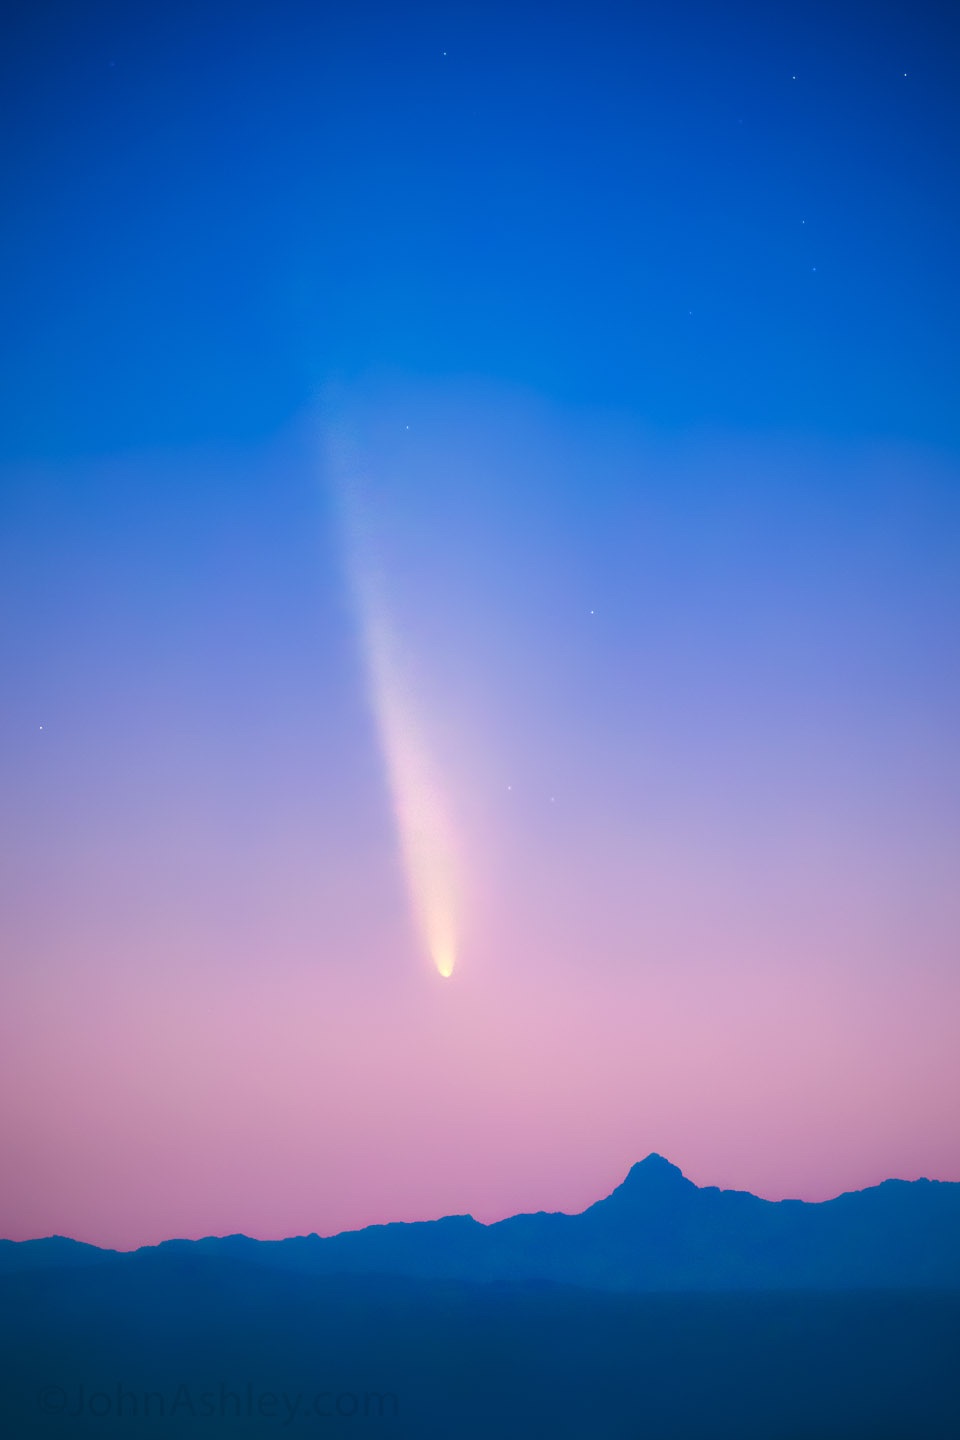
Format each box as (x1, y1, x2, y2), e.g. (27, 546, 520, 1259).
(1, 0, 959, 1249)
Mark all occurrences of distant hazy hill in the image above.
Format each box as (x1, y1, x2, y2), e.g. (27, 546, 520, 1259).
(5, 1154, 959, 1291)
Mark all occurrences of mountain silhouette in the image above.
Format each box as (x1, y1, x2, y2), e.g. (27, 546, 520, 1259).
(4, 1155, 958, 1291)
(4, 1158, 960, 1438)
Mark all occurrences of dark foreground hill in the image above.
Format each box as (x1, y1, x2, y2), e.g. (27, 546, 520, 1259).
(4, 1154, 960, 1291)
(1, 1257, 958, 1438)
(3, 1159, 960, 1437)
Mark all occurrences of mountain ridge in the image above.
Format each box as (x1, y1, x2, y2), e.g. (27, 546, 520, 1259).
(3, 1154, 959, 1291)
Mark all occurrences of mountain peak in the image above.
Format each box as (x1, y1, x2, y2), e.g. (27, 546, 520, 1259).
(631, 1153, 687, 1179)
(597, 1154, 696, 1210)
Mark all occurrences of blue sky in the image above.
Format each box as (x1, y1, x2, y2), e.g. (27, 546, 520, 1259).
(2, 1, 960, 1241)
(2, 0, 958, 461)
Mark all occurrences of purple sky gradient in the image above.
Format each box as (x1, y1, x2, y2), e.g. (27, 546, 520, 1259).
(2, 384, 958, 1248)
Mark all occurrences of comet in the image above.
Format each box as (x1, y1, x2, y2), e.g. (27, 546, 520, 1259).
(328, 432, 460, 979)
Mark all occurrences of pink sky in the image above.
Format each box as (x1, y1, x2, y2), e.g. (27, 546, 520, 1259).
(2, 393, 959, 1248)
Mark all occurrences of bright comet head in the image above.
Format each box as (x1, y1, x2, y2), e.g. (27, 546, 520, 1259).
(435, 948, 456, 979)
